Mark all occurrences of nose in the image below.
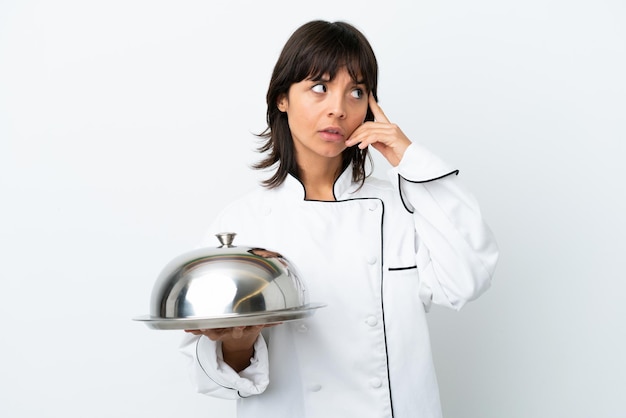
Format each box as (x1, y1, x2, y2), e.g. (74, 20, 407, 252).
(327, 94, 346, 119)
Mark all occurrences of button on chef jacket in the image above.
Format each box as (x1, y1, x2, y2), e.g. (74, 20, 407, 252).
(180, 142, 499, 418)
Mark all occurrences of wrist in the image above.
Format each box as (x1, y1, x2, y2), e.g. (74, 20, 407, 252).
(221, 343, 255, 372)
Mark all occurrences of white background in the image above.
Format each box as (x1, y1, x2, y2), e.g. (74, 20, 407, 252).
(1, 1, 625, 417)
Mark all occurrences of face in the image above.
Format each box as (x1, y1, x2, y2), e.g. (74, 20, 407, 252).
(277, 67, 369, 169)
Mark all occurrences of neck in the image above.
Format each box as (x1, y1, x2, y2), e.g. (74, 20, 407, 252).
(298, 156, 342, 201)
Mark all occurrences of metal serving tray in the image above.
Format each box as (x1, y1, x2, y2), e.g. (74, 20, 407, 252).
(134, 303, 325, 330)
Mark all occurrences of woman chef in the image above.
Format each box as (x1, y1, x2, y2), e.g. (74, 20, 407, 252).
(180, 20, 499, 418)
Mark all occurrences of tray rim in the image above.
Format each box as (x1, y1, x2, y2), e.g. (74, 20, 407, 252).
(133, 303, 326, 330)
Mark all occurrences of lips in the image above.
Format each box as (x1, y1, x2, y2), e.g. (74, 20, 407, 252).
(318, 127, 345, 142)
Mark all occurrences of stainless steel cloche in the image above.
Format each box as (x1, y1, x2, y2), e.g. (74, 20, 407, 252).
(134, 233, 324, 330)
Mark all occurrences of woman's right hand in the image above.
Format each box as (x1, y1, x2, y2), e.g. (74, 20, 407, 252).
(184, 324, 279, 372)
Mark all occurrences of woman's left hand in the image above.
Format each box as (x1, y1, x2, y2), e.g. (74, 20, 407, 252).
(345, 93, 412, 167)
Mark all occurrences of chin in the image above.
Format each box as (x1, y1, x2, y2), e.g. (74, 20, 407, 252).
(318, 146, 347, 159)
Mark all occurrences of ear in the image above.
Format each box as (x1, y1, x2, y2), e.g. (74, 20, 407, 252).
(277, 94, 288, 112)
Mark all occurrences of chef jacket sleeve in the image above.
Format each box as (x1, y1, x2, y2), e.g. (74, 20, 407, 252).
(392, 142, 499, 311)
(179, 333, 270, 399)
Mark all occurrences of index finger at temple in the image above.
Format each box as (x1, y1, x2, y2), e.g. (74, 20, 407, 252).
(369, 93, 390, 123)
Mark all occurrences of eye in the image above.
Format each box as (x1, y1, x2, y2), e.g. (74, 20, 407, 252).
(351, 88, 364, 99)
(311, 83, 327, 93)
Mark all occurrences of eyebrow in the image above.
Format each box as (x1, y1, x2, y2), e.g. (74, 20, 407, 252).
(307, 74, 367, 85)
(308, 74, 330, 82)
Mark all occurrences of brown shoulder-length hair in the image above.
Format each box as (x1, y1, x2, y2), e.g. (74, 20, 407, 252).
(253, 20, 379, 189)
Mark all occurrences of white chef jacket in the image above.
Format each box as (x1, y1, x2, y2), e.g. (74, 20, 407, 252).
(180, 142, 499, 418)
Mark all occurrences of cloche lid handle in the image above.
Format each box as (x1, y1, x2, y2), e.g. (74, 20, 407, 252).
(216, 232, 236, 248)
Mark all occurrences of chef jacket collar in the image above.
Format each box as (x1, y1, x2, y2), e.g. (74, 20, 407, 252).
(280, 166, 357, 201)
